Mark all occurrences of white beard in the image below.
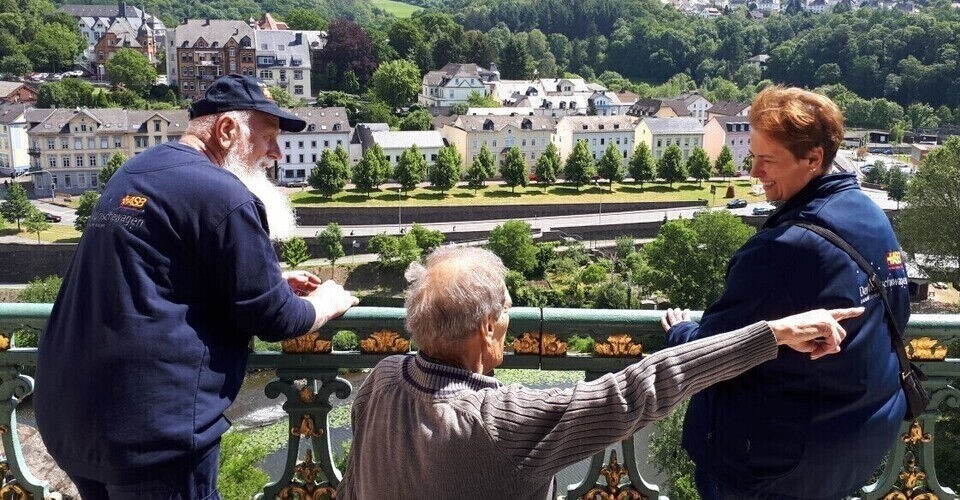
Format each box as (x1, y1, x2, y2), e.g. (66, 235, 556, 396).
(222, 150, 298, 242)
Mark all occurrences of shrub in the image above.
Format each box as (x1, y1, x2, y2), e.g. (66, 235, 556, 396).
(566, 335, 595, 354)
(332, 330, 359, 351)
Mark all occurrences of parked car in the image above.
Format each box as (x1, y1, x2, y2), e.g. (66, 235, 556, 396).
(42, 212, 61, 222)
(726, 198, 748, 209)
(752, 204, 776, 216)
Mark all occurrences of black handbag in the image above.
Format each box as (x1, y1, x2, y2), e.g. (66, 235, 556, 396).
(786, 221, 929, 421)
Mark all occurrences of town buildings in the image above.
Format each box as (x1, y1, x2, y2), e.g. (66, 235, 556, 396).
(61, 1, 165, 68)
(442, 115, 556, 169)
(254, 30, 325, 99)
(419, 63, 498, 109)
(279, 107, 350, 185)
(165, 19, 257, 101)
(703, 115, 751, 165)
(642, 117, 705, 161)
(0, 82, 38, 105)
(0, 104, 32, 177)
(554, 115, 641, 162)
(27, 108, 190, 196)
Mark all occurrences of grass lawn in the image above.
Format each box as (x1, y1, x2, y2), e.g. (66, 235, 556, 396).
(291, 179, 764, 208)
(1, 225, 81, 243)
(370, 0, 423, 17)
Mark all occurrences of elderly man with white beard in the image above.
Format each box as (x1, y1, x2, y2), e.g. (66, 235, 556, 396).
(35, 74, 357, 499)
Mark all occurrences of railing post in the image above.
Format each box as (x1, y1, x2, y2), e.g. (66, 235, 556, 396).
(0, 366, 57, 498)
(259, 368, 351, 500)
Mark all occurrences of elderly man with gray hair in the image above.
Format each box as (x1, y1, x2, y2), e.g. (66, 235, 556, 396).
(336, 247, 862, 499)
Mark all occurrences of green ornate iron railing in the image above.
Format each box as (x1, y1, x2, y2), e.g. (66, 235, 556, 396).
(0, 304, 957, 499)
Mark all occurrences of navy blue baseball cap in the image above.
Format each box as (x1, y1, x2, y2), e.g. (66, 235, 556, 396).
(189, 74, 306, 132)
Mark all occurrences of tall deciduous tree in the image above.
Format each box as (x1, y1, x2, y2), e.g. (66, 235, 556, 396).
(352, 144, 390, 198)
(535, 143, 561, 190)
(498, 36, 533, 80)
(597, 143, 625, 192)
(564, 140, 596, 190)
(499, 146, 528, 193)
(74, 190, 100, 232)
(400, 109, 432, 131)
(309, 148, 349, 197)
(642, 211, 755, 308)
(408, 224, 444, 253)
(488, 220, 538, 276)
(687, 147, 712, 186)
(281, 237, 311, 269)
(467, 145, 495, 193)
(370, 59, 421, 110)
(105, 49, 157, 94)
(897, 137, 960, 284)
(314, 18, 378, 90)
(887, 166, 908, 208)
(316, 223, 345, 272)
(23, 207, 50, 243)
(394, 144, 427, 193)
(368, 233, 421, 270)
(28, 23, 83, 72)
(715, 145, 736, 180)
(0, 182, 31, 231)
(657, 144, 688, 187)
(283, 9, 327, 31)
(99, 151, 126, 188)
(429, 145, 462, 196)
(629, 142, 656, 189)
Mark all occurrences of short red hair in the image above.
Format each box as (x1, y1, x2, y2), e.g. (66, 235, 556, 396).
(749, 86, 844, 169)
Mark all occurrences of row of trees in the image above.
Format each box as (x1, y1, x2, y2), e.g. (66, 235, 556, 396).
(0, 183, 52, 242)
(307, 139, 744, 197)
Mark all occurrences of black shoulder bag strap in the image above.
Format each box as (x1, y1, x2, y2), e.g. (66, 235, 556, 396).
(785, 221, 928, 420)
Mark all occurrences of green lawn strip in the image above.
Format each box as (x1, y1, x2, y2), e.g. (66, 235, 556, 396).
(1, 226, 81, 243)
(291, 180, 761, 208)
(370, 0, 423, 17)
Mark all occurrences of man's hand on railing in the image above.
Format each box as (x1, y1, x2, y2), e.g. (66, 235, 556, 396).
(303, 280, 360, 332)
(283, 270, 322, 296)
(768, 307, 863, 360)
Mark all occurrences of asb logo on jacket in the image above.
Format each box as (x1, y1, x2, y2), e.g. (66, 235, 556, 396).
(120, 194, 149, 210)
(886, 250, 904, 270)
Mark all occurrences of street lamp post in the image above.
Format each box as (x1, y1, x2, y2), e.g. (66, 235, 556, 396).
(595, 180, 602, 224)
(397, 187, 403, 233)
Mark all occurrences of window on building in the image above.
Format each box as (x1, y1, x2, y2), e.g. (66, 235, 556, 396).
(135, 136, 149, 148)
(47, 139, 55, 150)
(310, 141, 317, 148)
(62, 155, 70, 168)
(299, 154, 304, 163)
(154, 136, 162, 145)
(294, 85, 303, 95)
(114, 136, 122, 148)
(294, 70, 303, 80)
(89, 154, 97, 167)
(78, 173, 86, 187)
(285, 141, 291, 149)
(259, 70, 273, 80)
(75, 154, 84, 167)
(49, 157, 58, 168)
(87, 138, 95, 149)
(311, 154, 316, 162)
(154, 120, 161, 132)
(64, 174, 72, 188)
(75, 139, 83, 150)
(285, 154, 291, 163)
(278, 45, 285, 51)
(298, 141, 304, 148)
(296, 169, 305, 177)
(100, 137, 108, 148)
(261, 43, 268, 50)
(323, 140, 329, 147)
(101, 153, 110, 165)
(81, 124, 87, 132)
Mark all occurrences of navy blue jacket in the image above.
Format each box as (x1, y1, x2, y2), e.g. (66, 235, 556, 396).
(667, 173, 908, 499)
(35, 142, 315, 482)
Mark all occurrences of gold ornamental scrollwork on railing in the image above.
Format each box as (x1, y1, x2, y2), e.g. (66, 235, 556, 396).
(291, 414, 323, 439)
(906, 337, 948, 361)
(883, 452, 938, 500)
(278, 449, 337, 500)
(512, 332, 567, 356)
(580, 450, 646, 500)
(0, 333, 9, 352)
(281, 332, 332, 354)
(0, 463, 30, 499)
(901, 420, 932, 446)
(594, 334, 643, 357)
(359, 330, 409, 354)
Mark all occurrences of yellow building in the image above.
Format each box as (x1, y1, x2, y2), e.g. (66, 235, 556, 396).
(442, 115, 557, 170)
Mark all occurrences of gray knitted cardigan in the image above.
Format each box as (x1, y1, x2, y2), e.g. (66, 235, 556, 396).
(337, 321, 777, 500)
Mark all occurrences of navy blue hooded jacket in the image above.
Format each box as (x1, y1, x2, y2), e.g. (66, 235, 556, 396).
(35, 142, 315, 482)
(667, 173, 908, 499)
